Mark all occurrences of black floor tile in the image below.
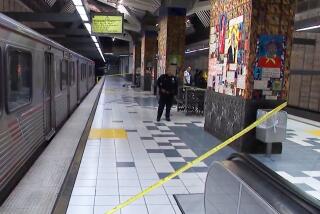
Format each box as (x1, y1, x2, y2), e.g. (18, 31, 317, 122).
(146, 149, 163, 153)
(158, 173, 178, 179)
(141, 137, 154, 140)
(158, 143, 172, 146)
(146, 126, 159, 130)
(116, 162, 135, 167)
(163, 150, 181, 157)
(174, 146, 189, 149)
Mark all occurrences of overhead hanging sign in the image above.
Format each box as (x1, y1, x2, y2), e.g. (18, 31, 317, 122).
(92, 13, 124, 35)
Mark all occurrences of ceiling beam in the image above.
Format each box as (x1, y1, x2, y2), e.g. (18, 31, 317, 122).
(122, 5, 141, 32)
(187, 0, 211, 15)
(294, 16, 320, 31)
(3, 12, 80, 22)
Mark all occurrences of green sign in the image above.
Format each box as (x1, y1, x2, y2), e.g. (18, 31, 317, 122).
(92, 14, 123, 34)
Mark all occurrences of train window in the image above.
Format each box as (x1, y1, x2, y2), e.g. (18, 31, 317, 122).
(6, 48, 32, 112)
(69, 61, 75, 85)
(81, 63, 86, 81)
(61, 60, 67, 90)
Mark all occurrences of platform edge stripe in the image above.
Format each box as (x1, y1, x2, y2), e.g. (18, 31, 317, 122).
(105, 102, 288, 214)
(51, 77, 105, 214)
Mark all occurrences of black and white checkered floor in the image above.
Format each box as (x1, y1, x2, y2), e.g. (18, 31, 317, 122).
(67, 77, 320, 214)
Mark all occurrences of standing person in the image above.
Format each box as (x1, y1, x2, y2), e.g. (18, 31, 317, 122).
(184, 66, 191, 86)
(157, 66, 178, 122)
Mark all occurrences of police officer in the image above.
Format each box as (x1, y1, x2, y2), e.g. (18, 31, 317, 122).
(157, 66, 178, 122)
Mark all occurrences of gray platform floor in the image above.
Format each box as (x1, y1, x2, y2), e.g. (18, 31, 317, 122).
(0, 78, 104, 214)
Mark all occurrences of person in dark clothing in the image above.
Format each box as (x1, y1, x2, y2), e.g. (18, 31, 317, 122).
(157, 68, 178, 122)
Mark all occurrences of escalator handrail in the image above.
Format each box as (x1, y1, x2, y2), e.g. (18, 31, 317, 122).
(227, 153, 320, 212)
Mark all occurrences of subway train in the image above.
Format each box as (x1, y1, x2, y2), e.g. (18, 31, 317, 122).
(0, 13, 95, 201)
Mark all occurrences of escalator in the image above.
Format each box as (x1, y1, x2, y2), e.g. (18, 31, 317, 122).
(175, 153, 320, 214)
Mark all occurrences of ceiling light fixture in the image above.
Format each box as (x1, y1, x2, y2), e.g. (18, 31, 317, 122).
(80, 13, 89, 22)
(296, 25, 320, 32)
(185, 47, 209, 54)
(72, 0, 83, 6)
(117, 4, 127, 14)
(84, 23, 91, 34)
(76, 5, 86, 15)
(72, 0, 105, 62)
(91, 36, 98, 43)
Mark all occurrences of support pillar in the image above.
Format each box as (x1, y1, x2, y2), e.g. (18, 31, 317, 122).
(205, 0, 296, 153)
(141, 31, 157, 91)
(157, 7, 186, 81)
(132, 42, 141, 86)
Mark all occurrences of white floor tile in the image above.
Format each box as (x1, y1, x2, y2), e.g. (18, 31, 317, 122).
(94, 206, 120, 214)
(94, 196, 119, 206)
(67, 206, 93, 214)
(121, 205, 148, 214)
(167, 157, 185, 162)
(75, 179, 97, 187)
(144, 195, 171, 205)
(95, 187, 119, 195)
(96, 179, 118, 187)
(69, 196, 95, 206)
(142, 186, 166, 195)
(138, 173, 159, 180)
(119, 186, 142, 195)
(162, 179, 185, 187)
(97, 173, 118, 180)
(177, 149, 197, 158)
(120, 195, 146, 205)
(72, 187, 96, 196)
(118, 179, 141, 187)
(147, 205, 176, 214)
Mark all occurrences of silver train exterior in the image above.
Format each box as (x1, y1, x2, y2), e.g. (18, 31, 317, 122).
(0, 13, 95, 201)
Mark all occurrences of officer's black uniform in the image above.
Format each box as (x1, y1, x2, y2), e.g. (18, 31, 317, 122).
(157, 74, 178, 121)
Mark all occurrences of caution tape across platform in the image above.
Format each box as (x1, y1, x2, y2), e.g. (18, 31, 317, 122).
(104, 102, 288, 214)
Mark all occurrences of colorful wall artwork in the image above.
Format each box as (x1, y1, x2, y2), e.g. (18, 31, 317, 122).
(211, 15, 245, 96)
(253, 35, 286, 100)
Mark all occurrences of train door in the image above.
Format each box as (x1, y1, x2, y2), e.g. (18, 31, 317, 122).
(44, 52, 55, 140)
(66, 60, 71, 114)
(86, 64, 89, 91)
(77, 60, 80, 103)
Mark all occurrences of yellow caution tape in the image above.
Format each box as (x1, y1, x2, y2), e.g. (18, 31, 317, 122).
(105, 102, 288, 214)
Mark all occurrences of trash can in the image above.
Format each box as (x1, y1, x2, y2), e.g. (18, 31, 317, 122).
(256, 109, 287, 156)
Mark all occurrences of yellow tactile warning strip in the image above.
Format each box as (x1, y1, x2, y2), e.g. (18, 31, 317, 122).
(89, 128, 127, 139)
(307, 130, 320, 137)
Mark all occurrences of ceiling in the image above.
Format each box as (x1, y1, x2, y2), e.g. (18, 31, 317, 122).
(3, 0, 319, 62)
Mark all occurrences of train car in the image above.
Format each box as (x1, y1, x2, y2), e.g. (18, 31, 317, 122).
(0, 13, 95, 201)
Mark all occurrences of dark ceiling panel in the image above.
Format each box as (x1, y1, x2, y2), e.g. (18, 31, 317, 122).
(3, 12, 80, 22)
(36, 28, 88, 35)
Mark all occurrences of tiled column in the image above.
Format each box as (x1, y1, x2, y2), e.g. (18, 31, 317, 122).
(132, 42, 141, 86)
(205, 0, 296, 153)
(141, 31, 157, 91)
(157, 7, 186, 81)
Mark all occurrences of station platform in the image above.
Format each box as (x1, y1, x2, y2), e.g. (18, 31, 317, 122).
(0, 76, 320, 214)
